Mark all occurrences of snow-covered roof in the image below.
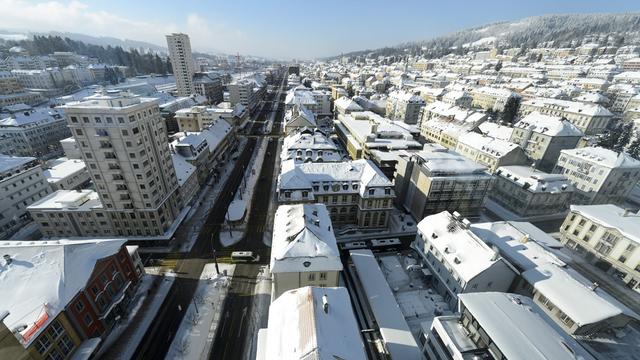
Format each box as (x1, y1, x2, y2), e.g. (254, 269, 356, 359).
(171, 153, 196, 186)
(28, 190, 103, 211)
(0, 239, 126, 347)
(0, 155, 37, 174)
(561, 146, 640, 169)
(338, 111, 421, 151)
(570, 204, 640, 245)
(416, 211, 501, 282)
(522, 98, 613, 117)
(411, 148, 490, 176)
(515, 111, 583, 137)
(281, 131, 341, 163)
(457, 132, 521, 158)
(43, 158, 86, 185)
(388, 90, 425, 103)
(458, 292, 595, 360)
(334, 96, 363, 112)
(172, 119, 233, 155)
(477, 121, 514, 140)
(271, 204, 342, 274)
(471, 221, 638, 326)
(350, 250, 421, 359)
(278, 159, 393, 196)
(0, 107, 65, 127)
(495, 166, 573, 193)
(424, 101, 487, 125)
(263, 286, 366, 360)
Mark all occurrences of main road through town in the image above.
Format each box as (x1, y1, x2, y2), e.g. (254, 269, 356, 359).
(128, 74, 286, 360)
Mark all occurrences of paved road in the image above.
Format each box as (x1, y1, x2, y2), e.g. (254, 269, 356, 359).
(129, 74, 285, 360)
(209, 77, 285, 360)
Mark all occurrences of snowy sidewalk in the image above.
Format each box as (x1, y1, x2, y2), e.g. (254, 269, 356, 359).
(165, 263, 235, 360)
(99, 274, 176, 360)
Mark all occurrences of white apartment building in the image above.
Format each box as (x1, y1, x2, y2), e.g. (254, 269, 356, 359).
(43, 157, 90, 191)
(0, 107, 71, 159)
(270, 204, 342, 300)
(472, 220, 638, 335)
(455, 132, 528, 173)
(166, 33, 196, 97)
(413, 211, 516, 308)
(28, 92, 183, 242)
(285, 86, 332, 117)
(510, 111, 583, 172)
(11, 69, 64, 89)
(256, 286, 366, 360)
(422, 292, 595, 360)
(519, 97, 613, 135)
(281, 128, 342, 164)
(283, 104, 316, 135)
(394, 147, 493, 219)
(277, 159, 394, 228)
(174, 105, 244, 132)
(442, 90, 473, 108)
(385, 90, 426, 125)
(333, 96, 363, 117)
(335, 111, 421, 160)
(614, 71, 640, 85)
(554, 146, 640, 205)
(560, 204, 640, 291)
(470, 86, 518, 111)
(193, 72, 223, 104)
(228, 77, 266, 112)
(489, 166, 573, 218)
(0, 155, 52, 239)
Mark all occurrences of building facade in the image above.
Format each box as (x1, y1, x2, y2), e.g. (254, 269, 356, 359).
(560, 204, 640, 291)
(166, 33, 196, 97)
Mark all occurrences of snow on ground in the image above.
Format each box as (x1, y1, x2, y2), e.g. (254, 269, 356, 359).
(97, 274, 175, 359)
(243, 266, 272, 360)
(165, 263, 235, 360)
(377, 251, 452, 340)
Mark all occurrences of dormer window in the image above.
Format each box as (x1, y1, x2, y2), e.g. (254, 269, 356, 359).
(368, 188, 375, 195)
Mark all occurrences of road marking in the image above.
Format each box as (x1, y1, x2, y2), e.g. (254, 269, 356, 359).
(237, 307, 248, 338)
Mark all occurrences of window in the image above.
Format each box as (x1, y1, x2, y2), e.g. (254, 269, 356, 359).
(47, 320, 64, 339)
(84, 314, 93, 326)
(35, 335, 52, 354)
(45, 349, 64, 360)
(319, 272, 327, 281)
(75, 129, 83, 136)
(368, 188, 375, 195)
(308, 273, 316, 281)
(58, 334, 75, 354)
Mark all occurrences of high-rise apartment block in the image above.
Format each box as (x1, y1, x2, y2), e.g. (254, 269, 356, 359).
(29, 92, 182, 241)
(166, 33, 196, 97)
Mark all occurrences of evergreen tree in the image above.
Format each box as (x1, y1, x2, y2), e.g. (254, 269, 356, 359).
(500, 96, 520, 124)
(494, 60, 503, 72)
(598, 124, 623, 150)
(613, 123, 633, 153)
(628, 136, 640, 160)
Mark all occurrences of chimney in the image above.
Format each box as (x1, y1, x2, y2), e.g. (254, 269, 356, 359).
(322, 294, 329, 314)
(589, 282, 599, 291)
(622, 209, 632, 217)
(490, 246, 500, 261)
(3, 254, 12, 265)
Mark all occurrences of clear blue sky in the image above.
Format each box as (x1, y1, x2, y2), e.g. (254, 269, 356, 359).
(3, 0, 639, 59)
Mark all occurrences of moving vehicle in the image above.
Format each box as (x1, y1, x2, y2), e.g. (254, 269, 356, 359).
(230, 251, 260, 263)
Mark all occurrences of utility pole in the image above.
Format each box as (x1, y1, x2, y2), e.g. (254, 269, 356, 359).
(210, 232, 220, 275)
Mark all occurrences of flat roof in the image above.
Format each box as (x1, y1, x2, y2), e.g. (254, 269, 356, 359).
(350, 249, 422, 359)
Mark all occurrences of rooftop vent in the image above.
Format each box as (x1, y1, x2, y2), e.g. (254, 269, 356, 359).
(3, 254, 11, 265)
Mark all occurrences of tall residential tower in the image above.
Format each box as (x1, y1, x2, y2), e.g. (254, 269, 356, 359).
(166, 33, 196, 97)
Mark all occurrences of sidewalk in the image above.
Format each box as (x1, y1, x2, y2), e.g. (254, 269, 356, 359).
(165, 264, 235, 360)
(243, 266, 272, 360)
(99, 274, 176, 359)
